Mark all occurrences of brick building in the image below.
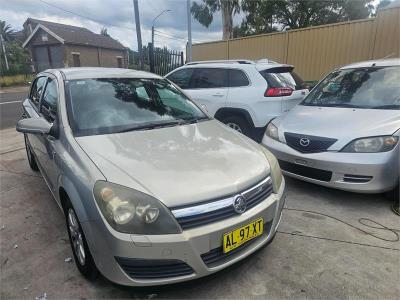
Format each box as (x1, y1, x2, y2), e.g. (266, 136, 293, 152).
(22, 18, 128, 72)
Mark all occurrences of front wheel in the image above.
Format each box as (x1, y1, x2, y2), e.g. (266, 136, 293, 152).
(222, 116, 251, 137)
(65, 200, 99, 280)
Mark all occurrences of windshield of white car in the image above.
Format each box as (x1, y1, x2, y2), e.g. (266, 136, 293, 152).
(301, 66, 400, 110)
(65, 78, 209, 136)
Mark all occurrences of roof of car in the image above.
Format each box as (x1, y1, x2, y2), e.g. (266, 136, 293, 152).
(43, 67, 163, 80)
(340, 58, 400, 69)
(170, 59, 293, 73)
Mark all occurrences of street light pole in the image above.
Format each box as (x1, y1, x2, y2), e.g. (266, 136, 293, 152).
(133, 0, 144, 70)
(187, 0, 192, 62)
(151, 9, 171, 49)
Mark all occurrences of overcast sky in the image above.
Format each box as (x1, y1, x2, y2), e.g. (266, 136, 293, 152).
(1, 0, 246, 52)
(1, 0, 382, 52)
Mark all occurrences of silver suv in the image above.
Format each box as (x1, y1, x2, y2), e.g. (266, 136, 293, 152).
(17, 67, 286, 286)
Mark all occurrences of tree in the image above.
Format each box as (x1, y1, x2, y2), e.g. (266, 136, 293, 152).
(191, 0, 240, 40)
(100, 27, 110, 37)
(236, 0, 374, 37)
(0, 20, 15, 42)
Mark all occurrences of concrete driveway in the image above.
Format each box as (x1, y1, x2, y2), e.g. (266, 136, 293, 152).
(0, 128, 399, 299)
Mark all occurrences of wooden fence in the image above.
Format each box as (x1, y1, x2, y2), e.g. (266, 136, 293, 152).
(190, 5, 400, 81)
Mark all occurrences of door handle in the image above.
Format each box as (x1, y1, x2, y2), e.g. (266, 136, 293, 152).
(212, 93, 224, 97)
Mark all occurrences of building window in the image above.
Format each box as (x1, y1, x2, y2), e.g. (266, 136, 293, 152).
(72, 53, 80, 67)
(41, 33, 48, 41)
(117, 57, 123, 68)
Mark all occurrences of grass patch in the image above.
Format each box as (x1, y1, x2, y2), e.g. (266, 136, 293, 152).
(0, 74, 33, 88)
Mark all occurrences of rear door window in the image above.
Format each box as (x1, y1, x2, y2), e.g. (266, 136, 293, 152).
(166, 68, 194, 89)
(30, 76, 47, 108)
(191, 68, 228, 89)
(228, 69, 249, 87)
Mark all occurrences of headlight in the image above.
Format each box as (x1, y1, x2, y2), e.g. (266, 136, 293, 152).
(341, 136, 398, 153)
(262, 147, 283, 192)
(93, 181, 181, 234)
(265, 122, 279, 141)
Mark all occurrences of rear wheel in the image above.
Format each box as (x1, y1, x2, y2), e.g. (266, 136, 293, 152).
(24, 135, 39, 171)
(222, 116, 251, 137)
(64, 198, 99, 280)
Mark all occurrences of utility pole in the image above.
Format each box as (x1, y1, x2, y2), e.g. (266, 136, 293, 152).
(0, 34, 9, 71)
(133, 0, 144, 70)
(187, 0, 192, 62)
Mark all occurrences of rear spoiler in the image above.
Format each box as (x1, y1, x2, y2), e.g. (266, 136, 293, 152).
(256, 64, 294, 73)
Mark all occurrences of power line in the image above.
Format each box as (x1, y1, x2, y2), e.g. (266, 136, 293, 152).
(37, 0, 136, 33)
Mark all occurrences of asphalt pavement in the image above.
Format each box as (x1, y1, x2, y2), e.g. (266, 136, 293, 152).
(0, 88, 28, 130)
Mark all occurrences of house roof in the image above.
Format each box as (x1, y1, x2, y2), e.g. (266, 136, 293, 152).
(22, 18, 126, 50)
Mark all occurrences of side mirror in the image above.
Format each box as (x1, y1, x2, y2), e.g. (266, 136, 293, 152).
(16, 117, 52, 135)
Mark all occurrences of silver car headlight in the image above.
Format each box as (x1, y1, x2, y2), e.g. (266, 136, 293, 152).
(341, 136, 398, 153)
(265, 122, 279, 141)
(262, 147, 283, 192)
(93, 181, 181, 234)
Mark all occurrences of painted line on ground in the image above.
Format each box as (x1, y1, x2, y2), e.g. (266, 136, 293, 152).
(0, 100, 22, 105)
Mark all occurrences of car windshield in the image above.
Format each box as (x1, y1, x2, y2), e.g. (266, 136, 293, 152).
(301, 66, 400, 109)
(66, 78, 209, 136)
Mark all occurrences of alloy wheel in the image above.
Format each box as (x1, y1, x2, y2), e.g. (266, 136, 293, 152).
(67, 209, 86, 266)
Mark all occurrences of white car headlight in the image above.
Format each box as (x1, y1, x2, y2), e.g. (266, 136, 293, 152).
(93, 181, 181, 234)
(262, 147, 283, 192)
(341, 136, 398, 153)
(265, 122, 279, 141)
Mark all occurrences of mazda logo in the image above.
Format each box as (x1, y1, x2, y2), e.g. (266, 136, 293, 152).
(233, 195, 247, 214)
(299, 137, 311, 147)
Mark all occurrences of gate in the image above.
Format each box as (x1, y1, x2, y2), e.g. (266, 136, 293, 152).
(148, 43, 184, 76)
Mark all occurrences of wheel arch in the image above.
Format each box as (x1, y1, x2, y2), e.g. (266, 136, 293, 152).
(214, 107, 255, 127)
(58, 176, 90, 222)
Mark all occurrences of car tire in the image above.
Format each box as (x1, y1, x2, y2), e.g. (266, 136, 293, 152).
(24, 134, 39, 171)
(64, 198, 99, 280)
(222, 116, 251, 137)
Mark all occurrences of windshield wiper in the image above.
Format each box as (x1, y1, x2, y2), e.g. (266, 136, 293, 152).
(370, 104, 400, 109)
(180, 116, 210, 124)
(117, 120, 183, 133)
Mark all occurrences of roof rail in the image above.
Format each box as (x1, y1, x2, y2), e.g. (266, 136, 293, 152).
(186, 59, 255, 66)
(256, 58, 279, 64)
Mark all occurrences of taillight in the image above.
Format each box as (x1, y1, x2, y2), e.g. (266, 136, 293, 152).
(265, 87, 293, 97)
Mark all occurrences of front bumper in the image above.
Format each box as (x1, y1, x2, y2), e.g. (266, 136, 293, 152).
(81, 179, 286, 286)
(262, 135, 399, 193)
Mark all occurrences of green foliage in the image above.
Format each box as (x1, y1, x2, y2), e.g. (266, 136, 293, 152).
(0, 74, 33, 87)
(191, 0, 241, 39)
(0, 20, 15, 42)
(235, 0, 375, 38)
(0, 40, 31, 76)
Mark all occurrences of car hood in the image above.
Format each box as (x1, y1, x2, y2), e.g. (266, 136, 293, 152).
(76, 120, 270, 208)
(274, 105, 400, 150)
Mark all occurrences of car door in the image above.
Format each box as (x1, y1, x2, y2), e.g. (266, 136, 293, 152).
(184, 68, 228, 116)
(226, 68, 252, 111)
(24, 76, 48, 161)
(35, 75, 60, 193)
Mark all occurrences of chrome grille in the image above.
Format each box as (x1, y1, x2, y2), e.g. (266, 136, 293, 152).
(171, 177, 273, 230)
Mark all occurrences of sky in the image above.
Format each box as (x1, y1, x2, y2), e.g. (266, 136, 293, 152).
(1, 0, 383, 52)
(0, 0, 244, 52)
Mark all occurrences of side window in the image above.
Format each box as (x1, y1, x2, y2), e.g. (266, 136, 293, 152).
(192, 68, 228, 89)
(228, 69, 249, 87)
(166, 68, 194, 89)
(41, 78, 58, 122)
(30, 77, 47, 108)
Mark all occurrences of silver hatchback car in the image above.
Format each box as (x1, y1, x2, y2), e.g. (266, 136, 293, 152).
(16, 68, 285, 286)
(263, 59, 399, 196)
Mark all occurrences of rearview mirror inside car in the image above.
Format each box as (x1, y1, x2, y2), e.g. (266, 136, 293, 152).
(16, 117, 52, 135)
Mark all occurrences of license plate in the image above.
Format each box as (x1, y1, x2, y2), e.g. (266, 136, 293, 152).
(223, 217, 264, 253)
